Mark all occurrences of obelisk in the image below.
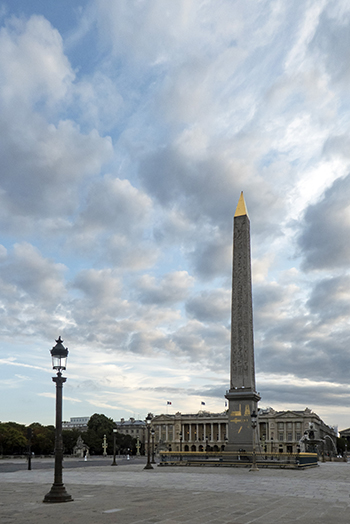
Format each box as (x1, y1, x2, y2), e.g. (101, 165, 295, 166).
(225, 192, 260, 452)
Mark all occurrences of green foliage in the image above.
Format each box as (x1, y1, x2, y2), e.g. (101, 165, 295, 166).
(87, 413, 115, 436)
(84, 413, 116, 454)
(0, 421, 55, 456)
(83, 413, 137, 455)
(117, 433, 137, 454)
(0, 422, 27, 454)
(0, 413, 137, 456)
(337, 437, 347, 454)
(62, 429, 83, 454)
(29, 423, 55, 455)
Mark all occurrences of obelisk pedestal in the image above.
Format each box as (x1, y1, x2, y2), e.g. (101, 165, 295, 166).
(225, 192, 260, 452)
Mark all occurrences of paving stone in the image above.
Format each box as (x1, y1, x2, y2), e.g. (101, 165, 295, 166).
(1, 460, 350, 523)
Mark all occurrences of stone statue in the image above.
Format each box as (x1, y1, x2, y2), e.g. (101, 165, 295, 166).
(73, 435, 89, 458)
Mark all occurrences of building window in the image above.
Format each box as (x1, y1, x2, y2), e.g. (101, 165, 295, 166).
(279, 433, 284, 441)
(287, 432, 292, 441)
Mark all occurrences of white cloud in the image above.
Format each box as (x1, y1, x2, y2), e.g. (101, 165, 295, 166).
(72, 268, 122, 304)
(0, 242, 67, 304)
(186, 289, 230, 323)
(137, 271, 194, 305)
(1, 2, 350, 430)
(74, 72, 124, 133)
(0, 15, 74, 106)
(0, 14, 113, 233)
(78, 176, 152, 233)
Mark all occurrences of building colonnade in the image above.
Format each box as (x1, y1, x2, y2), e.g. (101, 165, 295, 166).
(151, 412, 229, 452)
(150, 408, 337, 455)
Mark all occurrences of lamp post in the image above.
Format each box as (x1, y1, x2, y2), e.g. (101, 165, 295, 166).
(144, 413, 153, 470)
(112, 429, 118, 466)
(224, 435, 228, 451)
(250, 410, 259, 472)
(151, 428, 156, 464)
(27, 427, 32, 471)
(43, 337, 73, 503)
(179, 431, 183, 461)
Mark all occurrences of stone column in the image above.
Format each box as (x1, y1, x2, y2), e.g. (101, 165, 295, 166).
(225, 193, 260, 452)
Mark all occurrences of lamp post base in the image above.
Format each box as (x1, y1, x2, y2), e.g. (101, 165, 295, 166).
(144, 463, 154, 470)
(43, 483, 73, 503)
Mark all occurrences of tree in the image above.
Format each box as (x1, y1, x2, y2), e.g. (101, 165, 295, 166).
(87, 414, 115, 436)
(117, 433, 137, 455)
(62, 429, 83, 454)
(0, 422, 27, 454)
(337, 437, 347, 455)
(29, 423, 55, 455)
(85, 413, 116, 454)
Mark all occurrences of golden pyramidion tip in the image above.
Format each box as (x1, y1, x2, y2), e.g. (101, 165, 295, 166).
(234, 191, 249, 218)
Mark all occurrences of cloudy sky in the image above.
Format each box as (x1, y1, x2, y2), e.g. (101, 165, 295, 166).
(1, 0, 350, 431)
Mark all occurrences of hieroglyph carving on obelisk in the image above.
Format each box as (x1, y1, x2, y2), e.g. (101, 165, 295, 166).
(225, 192, 260, 452)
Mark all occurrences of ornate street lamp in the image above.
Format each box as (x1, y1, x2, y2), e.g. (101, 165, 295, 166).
(111, 429, 118, 466)
(43, 337, 73, 503)
(144, 413, 153, 470)
(151, 428, 156, 464)
(27, 427, 32, 471)
(250, 410, 259, 472)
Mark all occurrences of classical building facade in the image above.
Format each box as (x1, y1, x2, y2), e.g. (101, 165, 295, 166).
(114, 417, 146, 445)
(151, 407, 337, 454)
(257, 407, 337, 454)
(62, 416, 90, 430)
(152, 411, 228, 452)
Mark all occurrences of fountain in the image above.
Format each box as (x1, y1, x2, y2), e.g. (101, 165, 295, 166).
(299, 423, 337, 461)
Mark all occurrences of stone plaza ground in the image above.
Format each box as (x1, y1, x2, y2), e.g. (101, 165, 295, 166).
(1, 457, 350, 523)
